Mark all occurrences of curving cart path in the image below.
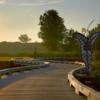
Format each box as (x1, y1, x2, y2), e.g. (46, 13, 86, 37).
(0, 63, 86, 100)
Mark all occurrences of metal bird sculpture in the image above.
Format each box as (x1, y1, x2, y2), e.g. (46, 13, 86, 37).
(75, 32, 100, 74)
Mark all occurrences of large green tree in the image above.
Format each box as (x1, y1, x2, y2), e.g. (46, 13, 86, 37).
(38, 9, 67, 50)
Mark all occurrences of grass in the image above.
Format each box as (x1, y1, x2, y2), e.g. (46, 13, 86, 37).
(0, 42, 99, 77)
(0, 50, 99, 77)
(0, 57, 13, 61)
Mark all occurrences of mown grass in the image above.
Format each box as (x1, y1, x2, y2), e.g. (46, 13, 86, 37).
(0, 51, 81, 69)
(0, 57, 13, 61)
(0, 50, 99, 77)
(0, 50, 81, 58)
(0, 42, 99, 77)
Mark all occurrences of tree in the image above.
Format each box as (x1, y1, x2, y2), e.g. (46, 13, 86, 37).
(62, 29, 79, 51)
(89, 24, 100, 61)
(90, 24, 100, 50)
(38, 9, 67, 50)
(18, 34, 31, 43)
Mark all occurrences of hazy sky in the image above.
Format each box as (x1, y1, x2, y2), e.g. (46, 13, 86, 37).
(0, 0, 100, 42)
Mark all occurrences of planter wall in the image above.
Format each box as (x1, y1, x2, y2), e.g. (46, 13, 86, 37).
(68, 65, 100, 100)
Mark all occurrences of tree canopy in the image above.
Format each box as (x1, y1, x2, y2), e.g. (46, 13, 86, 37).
(38, 9, 67, 50)
(18, 34, 31, 43)
(90, 24, 100, 50)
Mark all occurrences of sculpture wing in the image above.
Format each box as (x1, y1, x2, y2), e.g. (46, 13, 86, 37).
(74, 32, 87, 58)
(90, 32, 100, 45)
(74, 32, 87, 45)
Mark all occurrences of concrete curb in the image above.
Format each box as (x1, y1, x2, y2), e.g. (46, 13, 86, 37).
(68, 63, 100, 100)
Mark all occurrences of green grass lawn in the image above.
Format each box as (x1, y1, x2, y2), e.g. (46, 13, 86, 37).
(0, 51, 99, 77)
(0, 57, 13, 61)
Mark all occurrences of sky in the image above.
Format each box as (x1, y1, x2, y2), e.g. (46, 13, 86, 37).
(0, 0, 100, 42)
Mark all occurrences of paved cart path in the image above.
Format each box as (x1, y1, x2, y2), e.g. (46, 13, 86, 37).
(0, 63, 86, 100)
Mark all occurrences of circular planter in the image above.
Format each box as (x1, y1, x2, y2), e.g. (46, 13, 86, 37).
(68, 66, 100, 100)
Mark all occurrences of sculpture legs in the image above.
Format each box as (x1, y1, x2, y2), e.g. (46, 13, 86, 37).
(82, 50, 91, 74)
